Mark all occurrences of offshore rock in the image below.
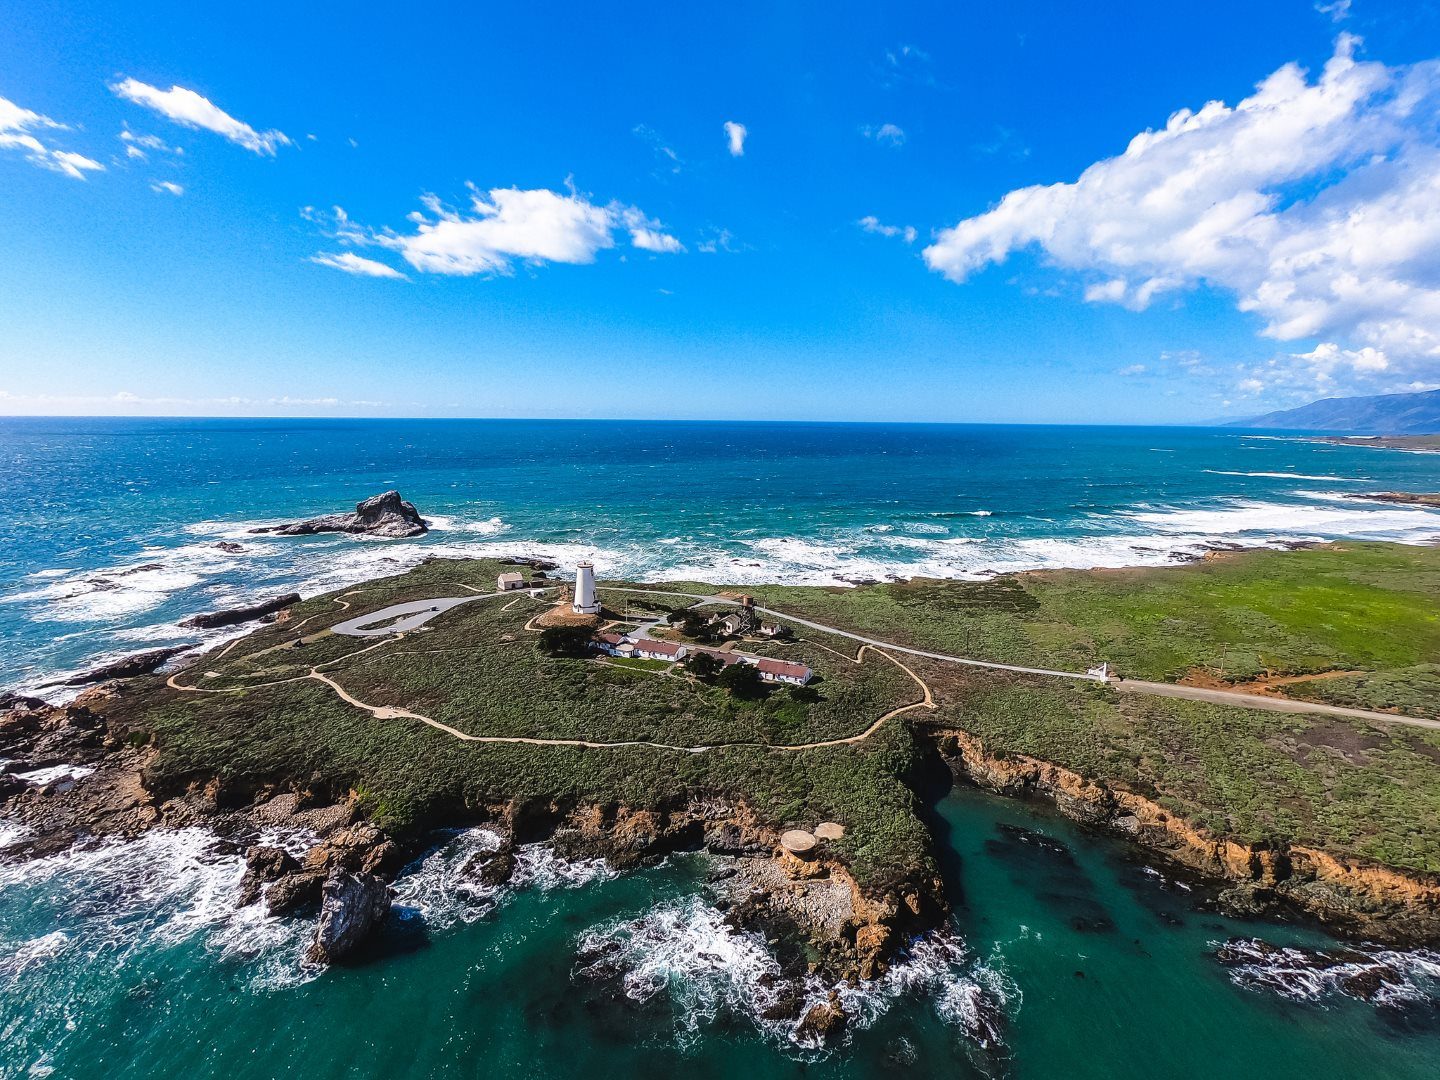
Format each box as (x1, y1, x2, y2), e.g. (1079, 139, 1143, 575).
(252, 490, 428, 539)
(305, 868, 394, 965)
(38, 647, 193, 688)
(181, 594, 300, 629)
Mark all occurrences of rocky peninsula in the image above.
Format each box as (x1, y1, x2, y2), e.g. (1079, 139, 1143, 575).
(3, 543, 1440, 1015)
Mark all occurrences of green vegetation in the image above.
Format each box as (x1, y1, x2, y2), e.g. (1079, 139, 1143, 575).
(916, 665, 1440, 872)
(116, 544, 1440, 890)
(732, 543, 1440, 706)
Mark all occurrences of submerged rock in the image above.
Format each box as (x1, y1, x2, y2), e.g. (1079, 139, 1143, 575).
(305, 868, 393, 964)
(252, 490, 428, 539)
(180, 593, 301, 629)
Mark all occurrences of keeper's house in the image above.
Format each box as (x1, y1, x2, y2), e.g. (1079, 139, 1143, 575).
(632, 638, 688, 662)
(754, 658, 812, 686)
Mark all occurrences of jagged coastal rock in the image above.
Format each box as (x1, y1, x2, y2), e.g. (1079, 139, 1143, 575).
(1355, 491, 1440, 508)
(252, 490, 428, 539)
(305, 868, 394, 964)
(38, 646, 193, 688)
(180, 593, 301, 629)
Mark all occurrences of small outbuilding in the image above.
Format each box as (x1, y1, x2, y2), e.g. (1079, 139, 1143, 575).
(497, 572, 526, 591)
(755, 658, 813, 686)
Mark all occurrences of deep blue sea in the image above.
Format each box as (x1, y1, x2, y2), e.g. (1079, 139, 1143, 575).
(3, 417, 1439, 692)
(3, 417, 1440, 1078)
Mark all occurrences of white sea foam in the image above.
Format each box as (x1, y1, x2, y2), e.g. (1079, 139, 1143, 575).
(574, 897, 1015, 1055)
(1216, 938, 1440, 1009)
(1205, 470, 1370, 482)
(390, 828, 616, 932)
(0, 820, 31, 849)
(1125, 499, 1440, 537)
(0, 828, 319, 994)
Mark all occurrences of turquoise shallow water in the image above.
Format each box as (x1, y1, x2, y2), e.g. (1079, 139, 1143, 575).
(1, 786, 1436, 1078)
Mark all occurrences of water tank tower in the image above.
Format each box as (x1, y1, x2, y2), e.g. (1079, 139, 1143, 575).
(572, 562, 601, 615)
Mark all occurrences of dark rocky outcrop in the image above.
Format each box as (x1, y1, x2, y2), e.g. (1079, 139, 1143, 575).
(252, 491, 428, 539)
(236, 845, 301, 908)
(181, 593, 301, 629)
(795, 991, 847, 1044)
(38, 647, 193, 688)
(1355, 491, 1440, 508)
(305, 868, 393, 964)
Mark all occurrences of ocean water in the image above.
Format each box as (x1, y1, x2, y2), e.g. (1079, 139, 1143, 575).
(3, 417, 1440, 692)
(3, 416, 1440, 1077)
(0, 787, 1436, 1079)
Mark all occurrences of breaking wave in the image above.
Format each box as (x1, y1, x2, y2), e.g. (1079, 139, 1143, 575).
(573, 896, 1016, 1056)
(1214, 937, 1440, 1010)
(10, 486, 1440, 696)
(0, 828, 319, 1002)
(391, 827, 615, 932)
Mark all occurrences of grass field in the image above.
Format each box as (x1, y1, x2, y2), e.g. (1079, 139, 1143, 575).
(733, 543, 1440, 713)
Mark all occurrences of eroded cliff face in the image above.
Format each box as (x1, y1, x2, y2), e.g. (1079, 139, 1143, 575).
(932, 728, 1440, 946)
(501, 796, 946, 982)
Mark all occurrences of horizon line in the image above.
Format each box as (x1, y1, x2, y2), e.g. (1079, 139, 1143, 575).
(0, 413, 1247, 428)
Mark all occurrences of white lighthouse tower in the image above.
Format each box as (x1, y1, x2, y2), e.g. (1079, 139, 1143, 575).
(572, 561, 601, 615)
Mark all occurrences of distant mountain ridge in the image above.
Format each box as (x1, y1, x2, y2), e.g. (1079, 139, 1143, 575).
(1232, 387, 1440, 434)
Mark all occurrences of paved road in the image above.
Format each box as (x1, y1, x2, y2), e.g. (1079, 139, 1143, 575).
(599, 586, 1436, 729)
(598, 586, 1107, 683)
(331, 595, 492, 636)
(330, 582, 1433, 731)
(1116, 678, 1440, 729)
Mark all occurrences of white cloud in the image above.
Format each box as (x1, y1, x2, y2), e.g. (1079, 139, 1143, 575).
(309, 251, 407, 279)
(633, 124, 682, 174)
(111, 78, 291, 155)
(150, 180, 184, 196)
(861, 123, 906, 146)
(1117, 363, 1149, 376)
(924, 37, 1440, 387)
(696, 227, 738, 254)
(631, 228, 685, 253)
(317, 186, 681, 277)
(724, 120, 747, 157)
(119, 128, 182, 161)
(0, 95, 104, 179)
(858, 215, 917, 244)
(1316, 0, 1352, 22)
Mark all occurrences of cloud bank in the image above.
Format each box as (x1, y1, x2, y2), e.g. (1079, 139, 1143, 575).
(924, 36, 1440, 387)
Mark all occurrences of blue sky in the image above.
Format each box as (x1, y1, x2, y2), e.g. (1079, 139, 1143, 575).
(2, 0, 1439, 423)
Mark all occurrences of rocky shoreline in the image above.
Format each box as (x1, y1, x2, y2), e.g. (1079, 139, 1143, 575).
(931, 726, 1440, 947)
(0, 683, 945, 1019)
(4, 640, 1439, 1035)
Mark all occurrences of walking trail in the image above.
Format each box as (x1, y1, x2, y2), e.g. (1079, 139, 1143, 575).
(167, 581, 1440, 753)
